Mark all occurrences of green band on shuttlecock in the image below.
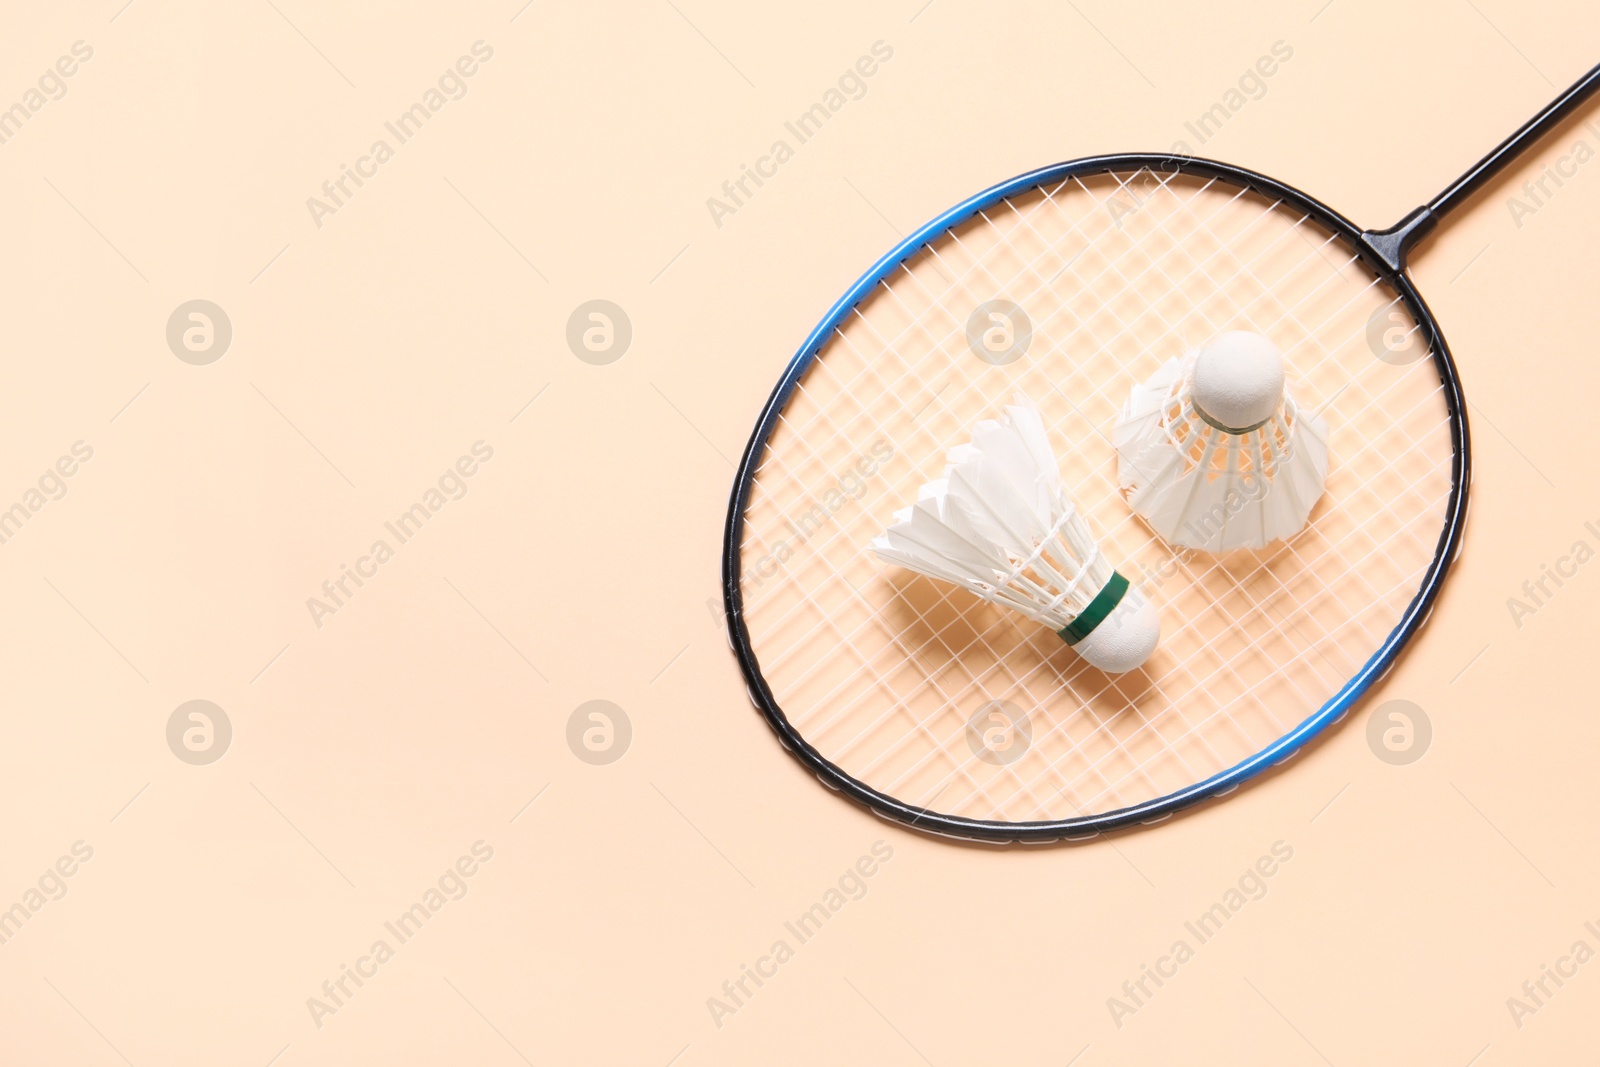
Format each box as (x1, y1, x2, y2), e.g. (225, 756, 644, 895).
(1058, 571, 1131, 645)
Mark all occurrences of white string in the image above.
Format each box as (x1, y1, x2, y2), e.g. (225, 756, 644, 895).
(755, 173, 1433, 819)
(736, 168, 1456, 824)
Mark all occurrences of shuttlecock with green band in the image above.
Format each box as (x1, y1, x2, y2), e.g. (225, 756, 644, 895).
(871, 395, 1160, 673)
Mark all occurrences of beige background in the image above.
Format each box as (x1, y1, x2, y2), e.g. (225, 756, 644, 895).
(0, 1, 1597, 1064)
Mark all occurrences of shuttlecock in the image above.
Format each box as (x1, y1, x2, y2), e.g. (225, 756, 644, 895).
(871, 395, 1160, 673)
(1114, 331, 1329, 553)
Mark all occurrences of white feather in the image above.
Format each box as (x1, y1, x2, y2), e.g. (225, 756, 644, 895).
(1114, 332, 1329, 553)
(872, 395, 1160, 673)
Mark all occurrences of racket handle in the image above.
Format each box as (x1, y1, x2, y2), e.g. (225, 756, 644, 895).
(1364, 59, 1600, 271)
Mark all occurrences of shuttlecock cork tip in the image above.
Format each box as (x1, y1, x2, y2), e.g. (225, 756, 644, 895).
(1190, 331, 1285, 433)
(1072, 589, 1161, 673)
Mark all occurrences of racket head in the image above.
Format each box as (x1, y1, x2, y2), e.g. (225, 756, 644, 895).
(723, 154, 1469, 842)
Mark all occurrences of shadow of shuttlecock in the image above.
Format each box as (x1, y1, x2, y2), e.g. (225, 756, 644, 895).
(876, 570, 1169, 725)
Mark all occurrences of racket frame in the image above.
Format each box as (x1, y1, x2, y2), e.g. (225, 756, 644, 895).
(721, 152, 1469, 842)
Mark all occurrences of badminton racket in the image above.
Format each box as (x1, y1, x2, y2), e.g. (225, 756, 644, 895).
(723, 60, 1600, 841)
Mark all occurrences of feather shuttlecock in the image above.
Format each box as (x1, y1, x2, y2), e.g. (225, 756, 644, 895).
(1114, 331, 1330, 553)
(871, 396, 1160, 674)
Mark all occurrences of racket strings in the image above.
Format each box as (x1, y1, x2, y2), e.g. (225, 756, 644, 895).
(745, 171, 1380, 619)
(744, 170, 1226, 508)
(761, 177, 1427, 668)
(790, 217, 1427, 790)
(738, 168, 1454, 823)
(979, 394, 1450, 816)
(744, 181, 1324, 634)
(770, 178, 1427, 664)
(755, 185, 1433, 819)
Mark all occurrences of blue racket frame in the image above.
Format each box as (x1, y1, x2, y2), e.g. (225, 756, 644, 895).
(722, 151, 1471, 841)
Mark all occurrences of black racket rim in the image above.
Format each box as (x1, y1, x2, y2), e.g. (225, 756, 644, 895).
(722, 152, 1471, 843)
